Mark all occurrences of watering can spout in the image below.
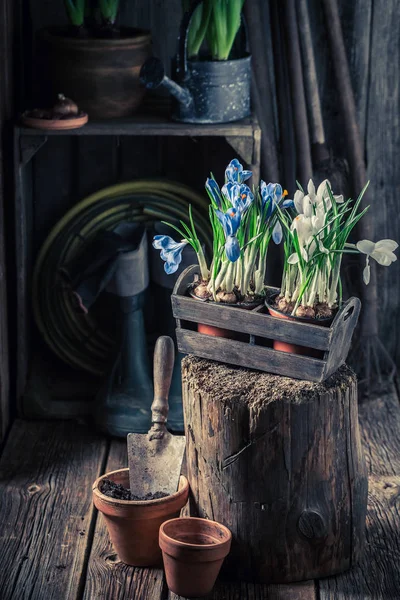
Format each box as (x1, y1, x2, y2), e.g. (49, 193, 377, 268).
(140, 57, 194, 112)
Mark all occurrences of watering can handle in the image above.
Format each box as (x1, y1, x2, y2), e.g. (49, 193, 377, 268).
(176, 0, 205, 81)
(148, 336, 175, 439)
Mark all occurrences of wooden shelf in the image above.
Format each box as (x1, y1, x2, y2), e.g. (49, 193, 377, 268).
(15, 112, 262, 184)
(16, 113, 260, 138)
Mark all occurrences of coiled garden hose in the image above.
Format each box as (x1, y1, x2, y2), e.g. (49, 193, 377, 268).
(33, 180, 211, 374)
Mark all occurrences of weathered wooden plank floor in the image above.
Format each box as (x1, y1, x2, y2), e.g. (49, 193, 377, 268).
(0, 387, 399, 600)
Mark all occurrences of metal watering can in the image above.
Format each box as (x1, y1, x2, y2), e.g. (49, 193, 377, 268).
(139, 0, 251, 124)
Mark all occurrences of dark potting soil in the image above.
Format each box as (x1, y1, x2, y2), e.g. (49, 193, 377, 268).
(100, 478, 168, 501)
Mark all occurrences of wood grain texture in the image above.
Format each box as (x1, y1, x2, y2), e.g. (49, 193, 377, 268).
(83, 439, 167, 600)
(182, 357, 368, 583)
(172, 295, 332, 350)
(0, 0, 12, 440)
(364, 0, 400, 367)
(75, 137, 119, 199)
(176, 330, 326, 382)
(14, 134, 31, 403)
(17, 116, 257, 137)
(169, 579, 316, 600)
(1, 387, 400, 600)
(0, 419, 107, 600)
(282, 0, 312, 185)
(319, 391, 400, 599)
(244, 0, 279, 182)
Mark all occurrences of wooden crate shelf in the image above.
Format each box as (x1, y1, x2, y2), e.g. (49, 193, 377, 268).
(13, 112, 261, 418)
(17, 113, 260, 138)
(172, 265, 361, 382)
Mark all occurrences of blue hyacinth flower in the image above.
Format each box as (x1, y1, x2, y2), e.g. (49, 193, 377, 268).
(272, 221, 283, 244)
(260, 181, 294, 218)
(221, 181, 239, 206)
(222, 182, 254, 215)
(232, 184, 254, 214)
(205, 177, 222, 208)
(215, 208, 241, 262)
(260, 181, 293, 244)
(216, 207, 241, 236)
(225, 235, 241, 262)
(153, 235, 188, 274)
(225, 159, 252, 184)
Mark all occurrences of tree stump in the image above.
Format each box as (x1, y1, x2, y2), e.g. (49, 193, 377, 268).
(182, 356, 368, 583)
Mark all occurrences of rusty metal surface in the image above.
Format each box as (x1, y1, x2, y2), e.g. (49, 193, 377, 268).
(127, 336, 186, 496)
(127, 430, 185, 496)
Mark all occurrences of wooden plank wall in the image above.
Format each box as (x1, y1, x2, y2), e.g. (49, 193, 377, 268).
(22, 0, 400, 370)
(309, 0, 400, 366)
(0, 0, 13, 441)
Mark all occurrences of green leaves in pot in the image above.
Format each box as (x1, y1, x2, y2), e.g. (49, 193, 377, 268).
(64, 0, 121, 28)
(64, 0, 86, 27)
(98, 0, 120, 26)
(183, 0, 246, 61)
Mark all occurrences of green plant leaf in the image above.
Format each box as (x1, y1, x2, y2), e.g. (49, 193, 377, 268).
(98, 0, 120, 23)
(64, 0, 86, 26)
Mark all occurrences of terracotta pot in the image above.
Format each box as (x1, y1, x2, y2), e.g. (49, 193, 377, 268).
(92, 468, 189, 566)
(266, 296, 333, 357)
(197, 323, 234, 338)
(191, 289, 260, 340)
(159, 517, 232, 598)
(37, 27, 152, 119)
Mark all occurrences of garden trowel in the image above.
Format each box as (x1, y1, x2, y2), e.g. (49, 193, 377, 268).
(127, 336, 186, 496)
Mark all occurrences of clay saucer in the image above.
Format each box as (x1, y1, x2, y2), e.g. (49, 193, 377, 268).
(21, 112, 88, 130)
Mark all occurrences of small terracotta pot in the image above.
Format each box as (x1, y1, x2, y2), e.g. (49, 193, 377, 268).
(266, 298, 333, 357)
(159, 517, 232, 598)
(92, 468, 189, 566)
(197, 323, 234, 338)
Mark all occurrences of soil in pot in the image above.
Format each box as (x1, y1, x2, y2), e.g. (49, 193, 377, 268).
(159, 517, 232, 598)
(266, 293, 335, 357)
(100, 478, 168, 501)
(93, 468, 189, 567)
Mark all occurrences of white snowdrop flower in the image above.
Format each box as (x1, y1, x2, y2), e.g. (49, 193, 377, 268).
(356, 239, 398, 284)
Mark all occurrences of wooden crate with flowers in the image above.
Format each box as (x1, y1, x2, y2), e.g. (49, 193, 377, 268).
(152, 158, 398, 583)
(153, 159, 396, 382)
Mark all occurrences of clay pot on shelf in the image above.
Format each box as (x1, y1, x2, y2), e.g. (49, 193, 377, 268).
(265, 293, 334, 357)
(189, 285, 238, 339)
(92, 468, 189, 566)
(197, 323, 233, 338)
(190, 284, 263, 340)
(159, 517, 232, 598)
(37, 28, 152, 119)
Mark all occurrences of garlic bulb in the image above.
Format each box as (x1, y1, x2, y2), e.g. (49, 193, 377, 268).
(53, 94, 79, 117)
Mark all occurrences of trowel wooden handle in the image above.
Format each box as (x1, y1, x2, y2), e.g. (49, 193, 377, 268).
(151, 336, 175, 430)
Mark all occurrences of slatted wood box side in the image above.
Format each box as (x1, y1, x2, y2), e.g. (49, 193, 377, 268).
(171, 265, 361, 382)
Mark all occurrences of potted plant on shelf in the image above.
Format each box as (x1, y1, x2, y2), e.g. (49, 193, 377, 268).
(266, 178, 398, 354)
(152, 158, 293, 336)
(37, 0, 152, 119)
(139, 0, 250, 123)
